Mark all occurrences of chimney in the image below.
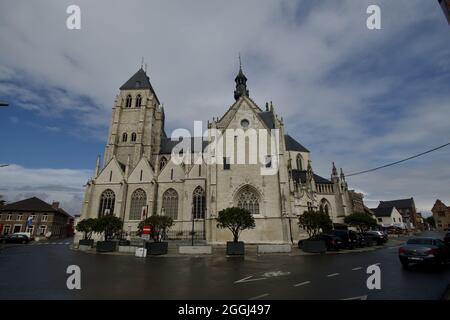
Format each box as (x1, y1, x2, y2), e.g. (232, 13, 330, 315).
(52, 201, 60, 210)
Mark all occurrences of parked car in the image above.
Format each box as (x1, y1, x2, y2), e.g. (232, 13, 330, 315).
(1, 234, 31, 244)
(298, 234, 343, 251)
(363, 231, 388, 245)
(357, 233, 375, 247)
(444, 232, 450, 246)
(12, 232, 34, 241)
(398, 237, 449, 268)
(331, 230, 358, 249)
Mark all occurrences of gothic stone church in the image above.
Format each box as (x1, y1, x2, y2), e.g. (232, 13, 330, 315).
(77, 66, 354, 244)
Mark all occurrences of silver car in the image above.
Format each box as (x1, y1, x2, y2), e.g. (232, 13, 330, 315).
(398, 237, 449, 268)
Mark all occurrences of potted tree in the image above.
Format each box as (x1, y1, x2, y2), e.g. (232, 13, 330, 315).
(138, 215, 174, 255)
(216, 207, 256, 255)
(76, 218, 97, 247)
(298, 209, 333, 253)
(95, 215, 123, 252)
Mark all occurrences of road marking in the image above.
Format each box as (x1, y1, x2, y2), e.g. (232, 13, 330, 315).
(235, 276, 267, 284)
(374, 263, 381, 266)
(352, 267, 362, 271)
(294, 281, 311, 287)
(249, 293, 269, 300)
(342, 295, 368, 300)
(327, 273, 340, 277)
(65, 242, 70, 245)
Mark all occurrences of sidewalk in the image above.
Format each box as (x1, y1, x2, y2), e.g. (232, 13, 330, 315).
(72, 236, 408, 258)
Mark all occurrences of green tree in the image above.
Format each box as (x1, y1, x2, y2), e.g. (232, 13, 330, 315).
(216, 207, 256, 242)
(75, 218, 97, 240)
(298, 209, 333, 238)
(425, 216, 435, 228)
(344, 212, 378, 233)
(138, 215, 174, 242)
(95, 215, 123, 241)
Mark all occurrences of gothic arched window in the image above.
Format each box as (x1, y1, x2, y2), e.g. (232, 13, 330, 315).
(98, 189, 115, 217)
(193, 186, 205, 219)
(131, 132, 137, 142)
(122, 132, 128, 142)
(129, 189, 146, 220)
(162, 188, 178, 220)
(236, 185, 260, 215)
(296, 154, 303, 171)
(125, 95, 132, 108)
(135, 94, 142, 108)
(320, 198, 331, 216)
(159, 157, 167, 171)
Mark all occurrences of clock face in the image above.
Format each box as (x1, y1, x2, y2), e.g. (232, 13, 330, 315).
(240, 119, 250, 129)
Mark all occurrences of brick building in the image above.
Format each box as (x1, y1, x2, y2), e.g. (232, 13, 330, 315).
(432, 200, 450, 231)
(0, 197, 74, 239)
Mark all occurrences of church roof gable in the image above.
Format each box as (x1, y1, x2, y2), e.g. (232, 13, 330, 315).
(285, 134, 310, 152)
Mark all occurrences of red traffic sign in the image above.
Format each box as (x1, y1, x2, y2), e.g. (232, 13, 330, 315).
(143, 225, 151, 235)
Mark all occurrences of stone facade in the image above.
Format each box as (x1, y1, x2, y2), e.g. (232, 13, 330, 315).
(77, 67, 355, 244)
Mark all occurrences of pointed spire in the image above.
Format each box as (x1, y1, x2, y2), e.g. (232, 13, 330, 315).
(234, 54, 249, 100)
(340, 168, 345, 181)
(331, 162, 338, 177)
(94, 155, 101, 177)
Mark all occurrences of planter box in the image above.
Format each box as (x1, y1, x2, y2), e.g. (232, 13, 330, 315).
(145, 241, 168, 255)
(79, 239, 94, 247)
(78, 244, 92, 251)
(118, 240, 130, 246)
(226, 241, 245, 255)
(179, 246, 212, 255)
(96, 241, 117, 253)
(301, 239, 327, 254)
(118, 245, 135, 253)
(257, 244, 291, 254)
(135, 247, 147, 257)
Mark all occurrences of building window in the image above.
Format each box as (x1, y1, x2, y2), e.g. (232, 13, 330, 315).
(162, 188, 178, 220)
(265, 155, 272, 168)
(223, 157, 230, 170)
(198, 165, 201, 176)
(129, 189, 147, 221)
(98, 189, 115, 217)
(109, 171, 113, 182)
(193, 186, 206, 219)
(125, 95, 132, 108)
(378, 218, 382, 222)
(296, 154, 303, 171)
(39, 225, 46, 236)
(131, 132, 137, 142)
(122, 132, 128, 142)
(393, 218, 396, 222)
(319, 199, 331, 215)
(17, 214, 23, 221)
(42, 214, 48, 222)
(236, 185, 260, 215)
(3, 225, 11, 235)
(26, 226, 34, 235)
(240, 119, 249, 129)
(160, 157, 167, 171)
(140, 170, 143, 181)
(7, 214, 12, 221)
(135, 94, 142, 107)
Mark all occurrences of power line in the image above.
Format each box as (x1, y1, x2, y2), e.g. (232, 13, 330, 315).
(346, 141, 450, 177)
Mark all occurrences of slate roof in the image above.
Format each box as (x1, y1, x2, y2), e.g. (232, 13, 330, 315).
(119, 68, 160, 104)
(284, 134, 310, 152)
(291, 169, 333, 185)
(378, 198, 414, 210)
(259, 111, 275, 129)
(0, 197, 71, 217)
(160, 137, 209, 155)
(373, 207, 394, 217)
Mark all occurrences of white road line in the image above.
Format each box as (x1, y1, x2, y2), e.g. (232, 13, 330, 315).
(327, 273, 340, 277)
(294, 281, 311, 287)
(65, 242, 70, 245)
(342, 295, 368, 300)
(249, 293, 269, 300)
(352, 267, 362, 271)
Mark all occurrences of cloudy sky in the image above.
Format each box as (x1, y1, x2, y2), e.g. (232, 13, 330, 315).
(0, 0, 449, 216)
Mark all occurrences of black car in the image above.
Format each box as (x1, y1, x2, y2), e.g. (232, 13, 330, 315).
(444, 232, 450, 246)
(363, 231, 388, 245)
(298, 234, 343, 251)
(1, 234, 30, 244)
(331, 230, 358, 249)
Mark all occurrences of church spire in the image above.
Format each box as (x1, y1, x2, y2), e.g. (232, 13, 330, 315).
(234, 54, 249, 101)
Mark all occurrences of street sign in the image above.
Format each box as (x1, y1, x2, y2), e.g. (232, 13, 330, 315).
(439, 0, 450, 24)
(141, 234, 150, 241)
(143, 225, 151, 235)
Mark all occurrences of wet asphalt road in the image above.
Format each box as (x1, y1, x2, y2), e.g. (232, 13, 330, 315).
(0, 233, 449, 300)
